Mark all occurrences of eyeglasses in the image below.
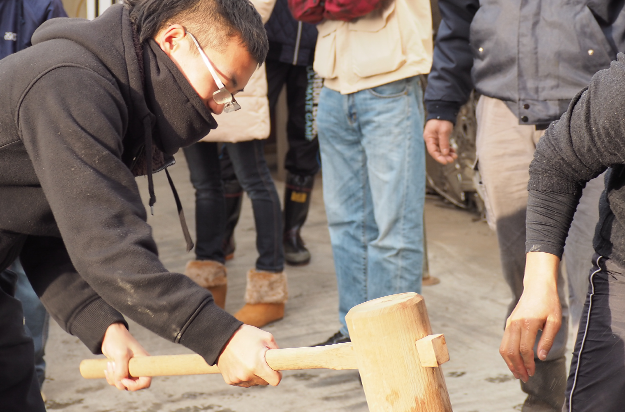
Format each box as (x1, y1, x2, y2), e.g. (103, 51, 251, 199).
(186, 31, 241, 113)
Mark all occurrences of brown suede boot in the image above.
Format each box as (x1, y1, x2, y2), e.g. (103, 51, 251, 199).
(234, 269, 288, 328)
(184, 260, 228, 309)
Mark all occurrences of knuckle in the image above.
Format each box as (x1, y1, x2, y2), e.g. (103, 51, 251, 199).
(519, 346, 533, 356)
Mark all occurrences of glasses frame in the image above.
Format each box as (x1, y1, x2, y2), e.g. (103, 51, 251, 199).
(186, 31, 241, 113)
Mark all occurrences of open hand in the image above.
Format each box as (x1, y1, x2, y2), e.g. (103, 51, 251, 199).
(500, 253, 562, 382)
(423, 119, 457, 164)
(217, 324, 281, 387)
(101, 322, 152, 391)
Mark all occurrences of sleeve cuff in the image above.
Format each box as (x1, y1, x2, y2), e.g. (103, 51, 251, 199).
(425, 100, 462, 124)
(68, 296, 128, 354)
(178, 300, 244, 365)
(526, 243, 564, 260)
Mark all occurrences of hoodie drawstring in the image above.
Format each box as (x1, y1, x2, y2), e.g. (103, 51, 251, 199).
(142, 116, 194, 252)
(165, 168, 194, 252)
(144, 117, 156, 214)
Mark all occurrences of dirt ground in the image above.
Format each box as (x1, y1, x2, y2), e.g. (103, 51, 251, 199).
(40, 155, 570, 412)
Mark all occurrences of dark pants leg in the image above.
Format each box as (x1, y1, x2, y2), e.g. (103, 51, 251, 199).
(265, 59, 320, 177)
(0, 232, 45, 412)
(14, 258, 49, 389)
(225, 140, 284, 272)
(183, 142, 226, 263)
(566, 254, 625, 412)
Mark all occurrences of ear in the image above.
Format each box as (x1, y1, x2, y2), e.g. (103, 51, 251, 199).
(154, 24, 187, 57)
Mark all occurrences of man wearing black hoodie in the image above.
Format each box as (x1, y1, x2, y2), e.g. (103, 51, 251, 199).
(0, 0, 282, 410)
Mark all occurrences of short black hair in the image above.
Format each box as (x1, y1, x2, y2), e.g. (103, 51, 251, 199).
(126, 0, 268, 64)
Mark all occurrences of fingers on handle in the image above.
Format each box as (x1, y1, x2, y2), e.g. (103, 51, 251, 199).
(258, 364, 282, 387)
(122, 376, 152, 392)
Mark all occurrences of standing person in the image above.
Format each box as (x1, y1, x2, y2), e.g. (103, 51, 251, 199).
(423, 1, 625, 410)
(184, 0, 289, 329)
(289, 0, 432, 345)
(499, 55, 625, 412)
(0, 1, 283, 410)
(265, 0, 320, 266)
(0, 0, 67, 396)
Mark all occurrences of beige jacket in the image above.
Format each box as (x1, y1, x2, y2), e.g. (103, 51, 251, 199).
(313, 0, 432, 94)
(201, 0, 276, 143)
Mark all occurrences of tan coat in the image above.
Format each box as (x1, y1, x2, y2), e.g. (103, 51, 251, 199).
(313, 0, 433, 94)
(201, 0, 276, 143)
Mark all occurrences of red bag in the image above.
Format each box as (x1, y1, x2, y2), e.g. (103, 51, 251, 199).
(288, 0, 390, 24)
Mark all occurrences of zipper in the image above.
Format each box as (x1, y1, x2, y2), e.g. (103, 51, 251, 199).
(293, 21, 303, 65)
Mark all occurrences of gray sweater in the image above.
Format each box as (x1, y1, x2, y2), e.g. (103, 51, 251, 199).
(526, 53, 625, 265)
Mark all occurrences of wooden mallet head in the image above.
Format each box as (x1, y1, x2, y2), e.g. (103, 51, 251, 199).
(346, 292, 452, 411)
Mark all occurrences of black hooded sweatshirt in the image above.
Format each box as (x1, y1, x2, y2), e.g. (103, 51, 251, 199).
(0, 4, 243, 363)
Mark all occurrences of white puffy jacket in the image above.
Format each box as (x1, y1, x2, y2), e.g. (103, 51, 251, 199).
(201, 0, 276, 143)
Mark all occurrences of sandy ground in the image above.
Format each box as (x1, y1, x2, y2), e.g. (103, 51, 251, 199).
(39, 154, 574, 411)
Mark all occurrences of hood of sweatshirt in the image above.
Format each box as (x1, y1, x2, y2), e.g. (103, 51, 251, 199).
(31, 4, 218, 165)
(29, 5, 217, 250)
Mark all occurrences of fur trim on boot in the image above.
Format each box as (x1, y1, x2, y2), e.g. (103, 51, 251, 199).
(243, 269, 288, 304)
(234, 269, 288, 327)
(185, 260, 228, 309)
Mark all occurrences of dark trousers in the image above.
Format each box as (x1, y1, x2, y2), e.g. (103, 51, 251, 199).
(265, 58, 320, 176)
(566, 254, 625, 411)
(184, 141, 284, 272)
(0, 231, 45, 412)
(183, 142, 226, 264)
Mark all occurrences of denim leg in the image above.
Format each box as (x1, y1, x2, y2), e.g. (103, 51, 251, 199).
(0, 271, 45, 412)
(12, 259, 49, 389)
(183, 143, 226, 263)
(356, 77, 425, 302)
(226, 140, 284, 272)
(318, 86, 370, 335)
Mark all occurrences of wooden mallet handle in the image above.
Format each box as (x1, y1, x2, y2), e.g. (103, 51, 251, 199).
(80, 342, 357, 379)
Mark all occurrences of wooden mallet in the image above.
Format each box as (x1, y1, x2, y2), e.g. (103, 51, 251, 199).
(81, 293, 453, 411)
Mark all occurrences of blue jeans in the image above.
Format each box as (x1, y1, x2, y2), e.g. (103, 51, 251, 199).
(318, 77, 426, 335)
(12, 258, 49, 389)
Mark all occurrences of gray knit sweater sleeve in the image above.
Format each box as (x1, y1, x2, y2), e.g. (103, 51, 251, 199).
(526, 54, 625, 258)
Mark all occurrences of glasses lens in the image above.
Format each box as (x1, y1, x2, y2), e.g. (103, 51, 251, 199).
(213, 88, 232, 105)
(223, 100, 241, 113)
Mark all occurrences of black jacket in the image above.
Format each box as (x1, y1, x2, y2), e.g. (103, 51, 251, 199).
(425, 0, 625, 126)
(0, 5, 242, 362)
(265, 0, 317, 66)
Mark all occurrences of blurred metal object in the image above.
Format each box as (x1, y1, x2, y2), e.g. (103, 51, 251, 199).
(422, 227, 440, 286)
(425, 92, 485, 216)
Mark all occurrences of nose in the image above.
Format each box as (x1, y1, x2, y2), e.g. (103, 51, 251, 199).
(208, 99, 224, 115)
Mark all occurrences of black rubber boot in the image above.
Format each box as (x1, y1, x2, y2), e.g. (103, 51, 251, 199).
(283, 173, 315, 266)
(222, 178, 243, 260)
(520, 357, 567, 412)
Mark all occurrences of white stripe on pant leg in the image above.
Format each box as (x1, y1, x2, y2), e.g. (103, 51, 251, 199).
(568, 255, 603, 412)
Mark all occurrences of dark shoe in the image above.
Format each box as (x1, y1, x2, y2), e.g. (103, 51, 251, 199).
(520, 357, 566, 412)
(222, 178, 243, 260)
(283, 173, 315, 266)
(314, 331, 351, 346)
(283, 231, 311, 265)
